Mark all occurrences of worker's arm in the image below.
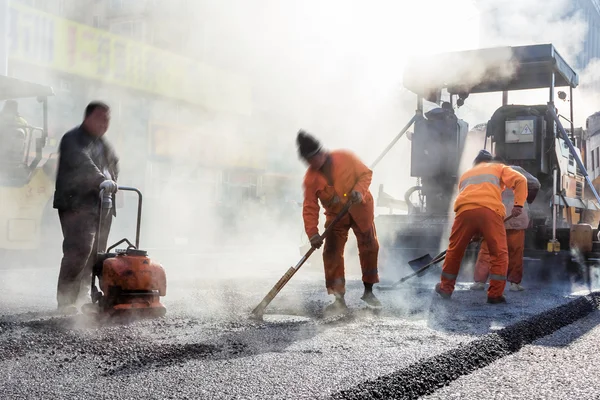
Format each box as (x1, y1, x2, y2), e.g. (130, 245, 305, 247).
(500, 165, 528, 207)
(59, 135, 107, 191)
(302, 177, 321, 238)
(510, 165, 541, 191)
(113, 159, 120, 182)
(105, 140, 120, 182)
(348, 151, 373, 200)
(509, 165, 541, 203)
(15, 116, 27, 127)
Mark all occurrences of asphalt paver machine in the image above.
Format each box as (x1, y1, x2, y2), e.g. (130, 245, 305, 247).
(376, 44, 600, 287)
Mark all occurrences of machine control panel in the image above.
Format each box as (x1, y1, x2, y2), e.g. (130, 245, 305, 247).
(505, 118, 535, 143)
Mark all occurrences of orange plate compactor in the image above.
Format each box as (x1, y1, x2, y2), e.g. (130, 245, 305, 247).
(87, 186, 167, 317)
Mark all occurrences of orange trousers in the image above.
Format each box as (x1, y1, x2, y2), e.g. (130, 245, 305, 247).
(323, 213, 379, 295)
(439, 207, 508, 298)
(474, 229, 525, 284)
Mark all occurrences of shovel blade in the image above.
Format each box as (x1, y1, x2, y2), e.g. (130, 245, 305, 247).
(408, 254, 433, 271)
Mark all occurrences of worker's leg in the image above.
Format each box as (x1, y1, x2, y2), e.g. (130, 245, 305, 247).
(479, 209, 509, 299)
(78, 210, 113, 303)
(57, 209, 99, 308)
(473, 241, 491, 283)
(351, 219, 379, 285)
(323, 214, 351, 295)
(506, 229, 525, 284)
(351, 218, 381, 306)
(439, 210, 479, 295)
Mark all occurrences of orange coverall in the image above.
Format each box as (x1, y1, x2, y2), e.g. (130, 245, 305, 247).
(302, 150, 379, 295)
(474, 167, 540, 285)
(439, 162, 528, 298)
(474, 230, 525, 284)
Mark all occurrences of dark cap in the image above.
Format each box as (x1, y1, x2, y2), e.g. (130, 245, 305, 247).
(296, 130, 322, 159)
(474, 149, 493, 165)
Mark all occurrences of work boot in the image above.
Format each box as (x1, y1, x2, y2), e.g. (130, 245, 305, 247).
(435, 283, 452, 299)
(509, 282, 525, 292)
(324, 294, 348, 315)
(361, 283, 382, 308)
(470, 282, 486, 291)
(487, 295, 507, 304)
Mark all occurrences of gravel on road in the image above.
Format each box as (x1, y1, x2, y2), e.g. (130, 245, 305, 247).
(0, 253, 595, 399)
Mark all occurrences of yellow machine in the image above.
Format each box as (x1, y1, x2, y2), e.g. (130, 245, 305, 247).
(0, 75, 56, 252)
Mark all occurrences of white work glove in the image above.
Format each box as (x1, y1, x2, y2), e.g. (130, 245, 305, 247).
(99, 180, 118, 193)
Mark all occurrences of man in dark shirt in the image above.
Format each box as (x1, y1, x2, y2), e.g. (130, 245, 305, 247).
(53, 101, 119, 314)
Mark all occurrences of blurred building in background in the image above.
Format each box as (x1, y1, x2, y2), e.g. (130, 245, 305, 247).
(6, 0, 272, 249)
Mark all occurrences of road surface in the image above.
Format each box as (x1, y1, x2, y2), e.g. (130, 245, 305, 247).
(424, 310, 600, 400)
(0, 247, 598, 399)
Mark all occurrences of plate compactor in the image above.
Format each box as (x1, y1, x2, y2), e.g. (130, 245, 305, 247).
(82, 186, 167, 318)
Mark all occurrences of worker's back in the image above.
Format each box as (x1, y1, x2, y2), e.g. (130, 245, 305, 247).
(454, 162, 527, 219)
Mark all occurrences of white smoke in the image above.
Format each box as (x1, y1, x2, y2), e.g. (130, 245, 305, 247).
(457, 0, 599, 129)
(4, 0, 600, 319)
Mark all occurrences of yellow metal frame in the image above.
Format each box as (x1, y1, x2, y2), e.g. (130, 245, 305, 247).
(0, 166, 56, 250)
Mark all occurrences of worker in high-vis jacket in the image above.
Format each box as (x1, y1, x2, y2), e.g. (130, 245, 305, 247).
(471, 161, 541, 292)
(435, 149, 528, 304)
(297, 130, 380, 314)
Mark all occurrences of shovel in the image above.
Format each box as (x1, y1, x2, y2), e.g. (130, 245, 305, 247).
(377, 215, 514, 291)
(377, 250, 447, 291)
(250, 201, 354, 320)
(409, 253, 438, 274)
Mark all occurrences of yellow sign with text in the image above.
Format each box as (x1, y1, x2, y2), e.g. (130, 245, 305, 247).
(8, 4, 252, 116)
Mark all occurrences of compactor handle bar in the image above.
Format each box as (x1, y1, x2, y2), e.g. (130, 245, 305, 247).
(116, 186, 143, 249)
(98, 186, 143, 252)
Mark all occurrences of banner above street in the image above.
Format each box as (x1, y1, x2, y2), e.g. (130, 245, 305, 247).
(7, 3, 252, 116)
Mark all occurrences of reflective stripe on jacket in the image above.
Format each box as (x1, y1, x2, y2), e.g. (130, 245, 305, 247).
(454, 162, 528, 218)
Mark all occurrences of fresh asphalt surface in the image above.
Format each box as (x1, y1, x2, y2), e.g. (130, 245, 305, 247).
(1, 244, 598, 399)
(423, 309, 600, 400)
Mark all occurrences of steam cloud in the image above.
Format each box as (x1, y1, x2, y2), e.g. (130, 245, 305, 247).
(3, 0, 599, 318)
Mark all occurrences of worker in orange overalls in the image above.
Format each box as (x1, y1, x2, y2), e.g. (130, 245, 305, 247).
(471, 161, 541, 292)
(435, 149, 528, 304)
(297, 130, 380, 314)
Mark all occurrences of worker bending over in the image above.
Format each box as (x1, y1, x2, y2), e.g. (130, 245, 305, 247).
(435, 149, 527, 304)
(471, 160, 541, 292)
(297, 130, 380, 314)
